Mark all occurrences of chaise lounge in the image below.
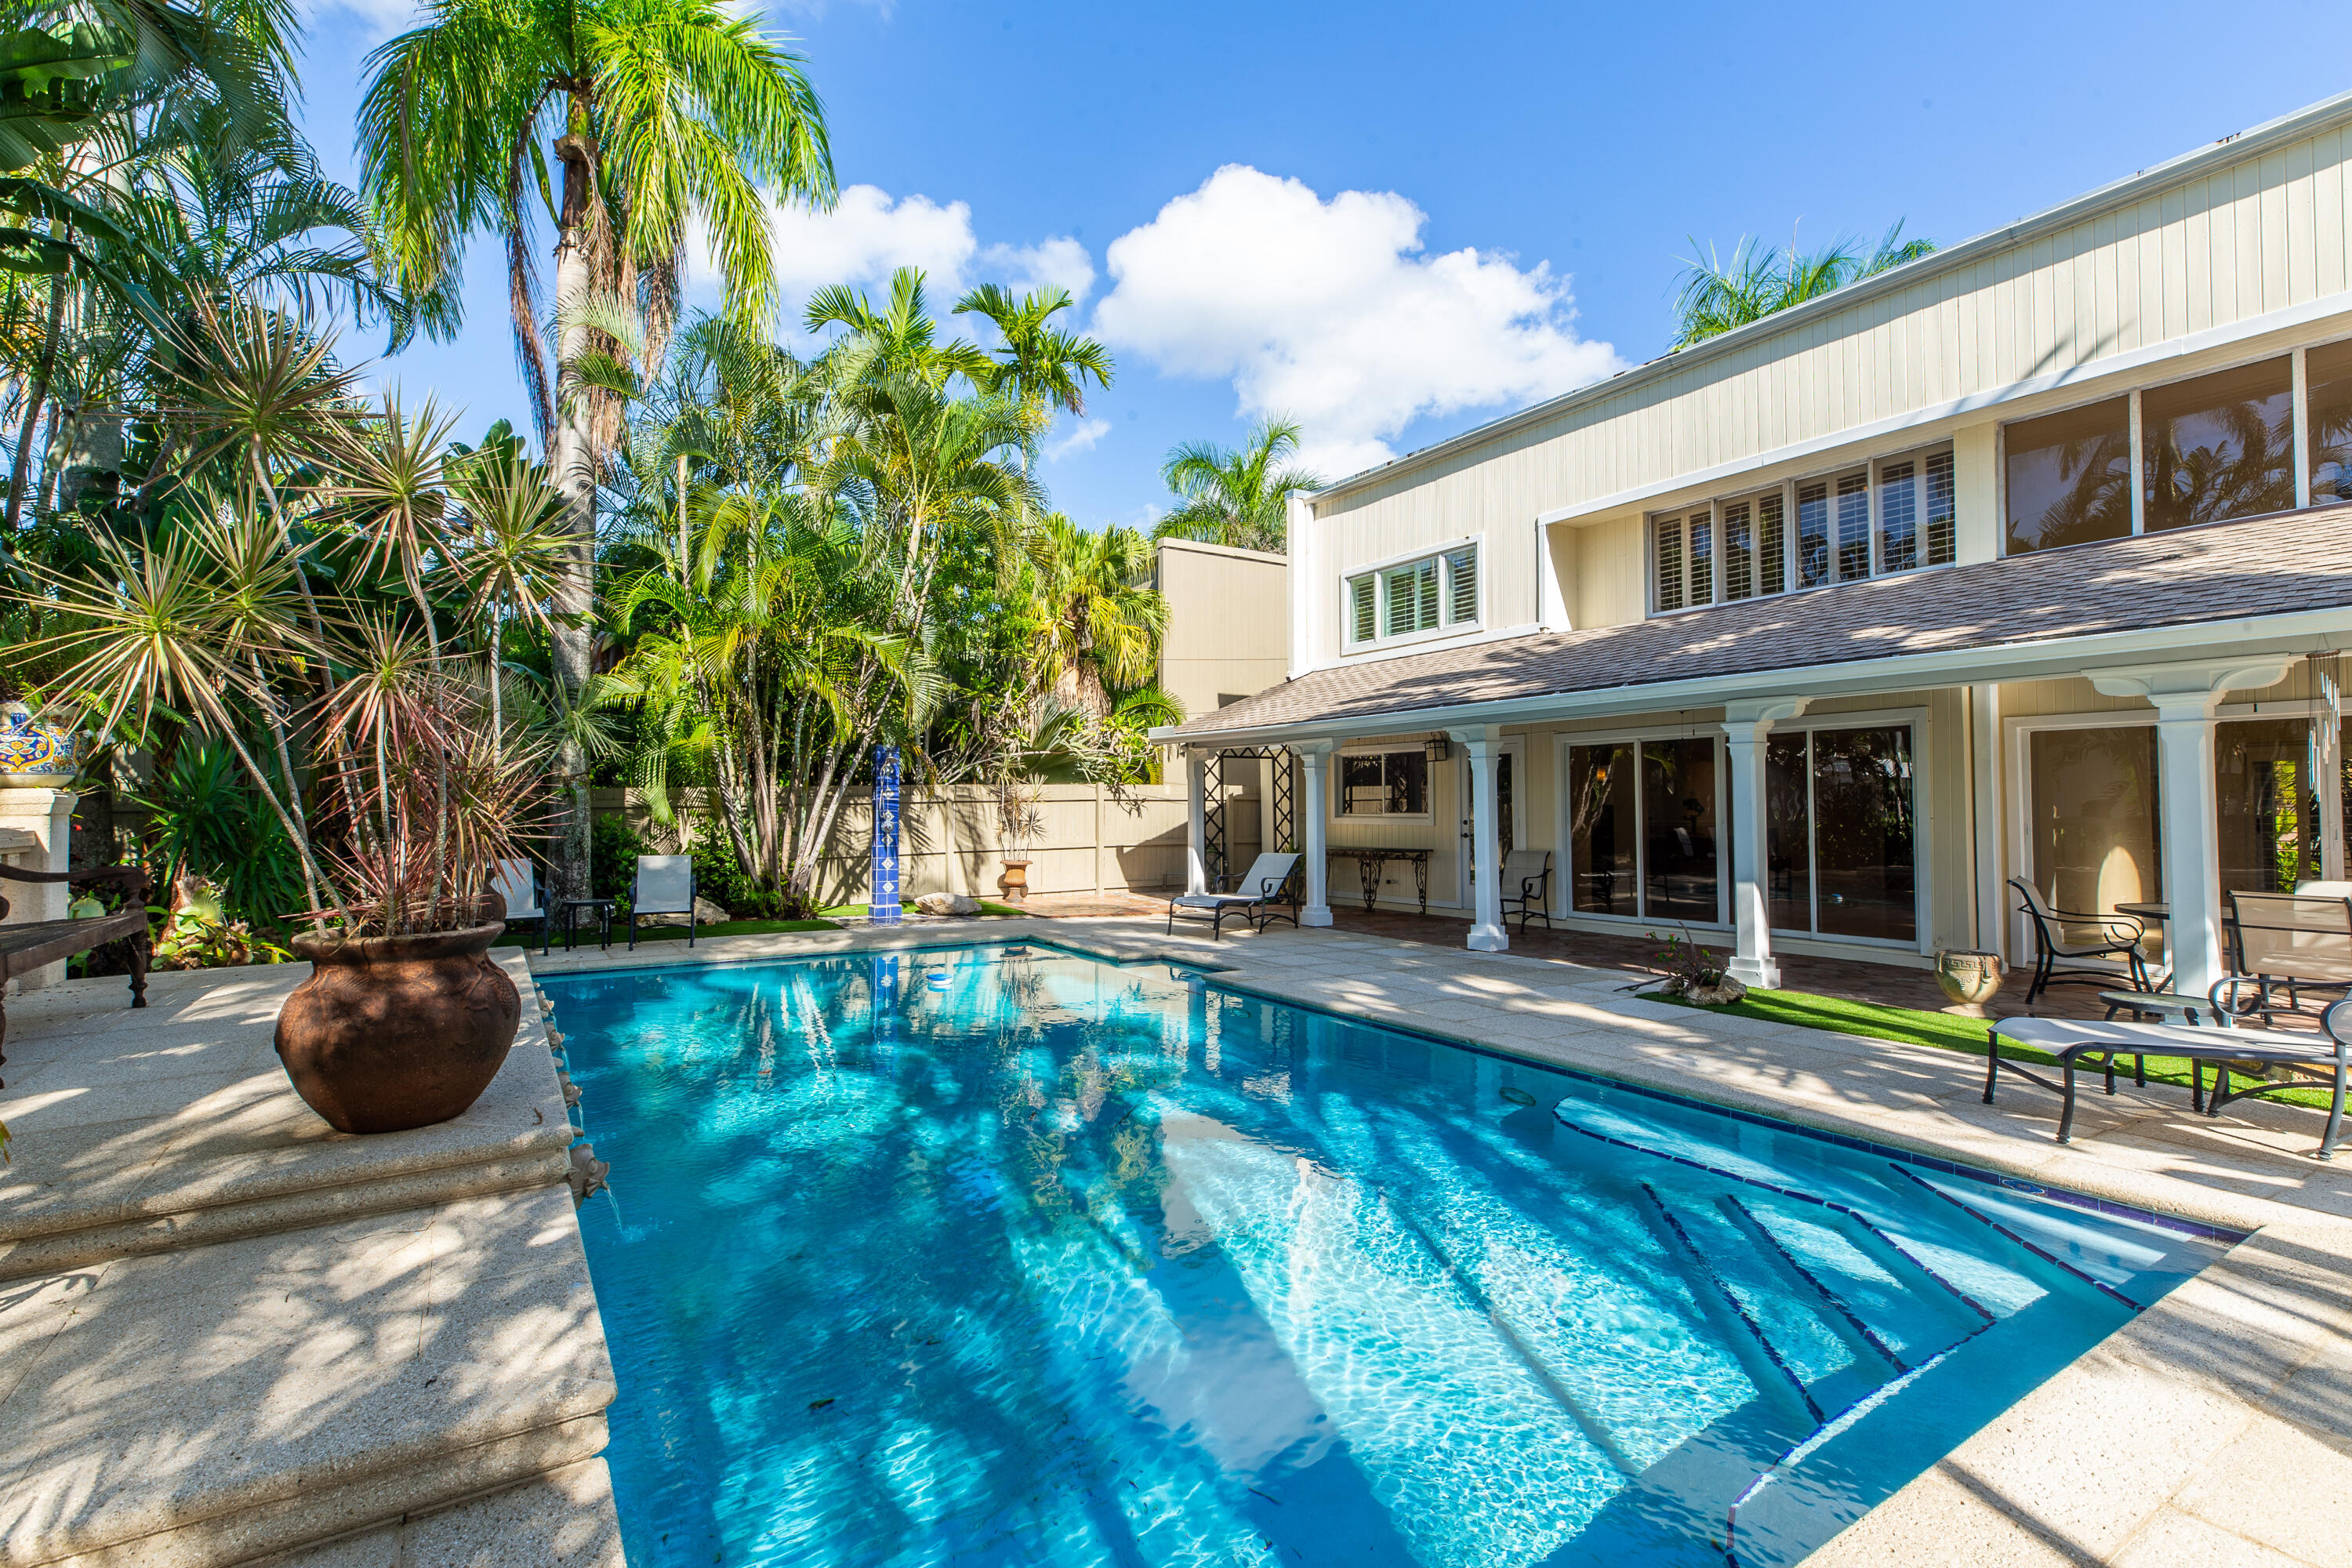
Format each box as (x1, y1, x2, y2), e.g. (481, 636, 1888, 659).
(1167, 851, 1300, 941)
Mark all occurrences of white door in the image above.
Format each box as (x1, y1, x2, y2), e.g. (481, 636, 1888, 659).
(1458, 738, 1526, 906)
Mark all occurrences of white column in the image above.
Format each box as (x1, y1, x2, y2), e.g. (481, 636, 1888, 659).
(0, 789, 79, 991)
(2154, 702, 2225, 996)
(1721, 699, 1803, 989)
(1453, 725, 1508, 952)
(2320, 695, 2346, 883)
(1969, 683, 2008, 956)
(2090, 655, 2298, 999)
(1183, 749, 1209, 895)
(1298, 742, 1333, 927)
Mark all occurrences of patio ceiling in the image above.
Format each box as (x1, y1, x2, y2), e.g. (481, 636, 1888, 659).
(1161, 507, 2352, 746)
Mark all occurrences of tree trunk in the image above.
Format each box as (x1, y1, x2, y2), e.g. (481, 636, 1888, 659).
(548, 133, 599, 900)
(5, 269, 65, 529)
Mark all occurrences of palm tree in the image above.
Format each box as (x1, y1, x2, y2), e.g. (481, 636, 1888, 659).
(1670, 220, 1935, 350)
(357, 0, 836, 895)
(1022, 513, 1163, 720)
(1152, 416, 1321, 554)
(954, 283, 1113, 416)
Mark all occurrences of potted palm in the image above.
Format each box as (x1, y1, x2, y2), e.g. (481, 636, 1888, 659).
(14, 314, 575, 1131)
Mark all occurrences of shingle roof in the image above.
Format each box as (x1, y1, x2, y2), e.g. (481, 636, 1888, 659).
(1170, 509, 2352, 739)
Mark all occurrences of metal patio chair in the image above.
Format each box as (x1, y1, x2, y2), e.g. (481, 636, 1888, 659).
(1498, 848, 1554, 933)
(2009, 877, 2151, 1003)
(492, 855, 551, 954)
(628, 855, 698, 949)
(2217, 890, 2352, 1023)
(1167, 851, 1300, 941)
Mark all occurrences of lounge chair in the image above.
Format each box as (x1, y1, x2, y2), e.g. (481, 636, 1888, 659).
(1986, 992, 2348, 1159)
(492, 855, 550, 954)
(1167, 852, 1300, 941)
(2222, 891, 2352, 1021)
(628, 855, 697, 949)
(1499, 848, 1554, 933)
(2009, 877, 2150, 1002)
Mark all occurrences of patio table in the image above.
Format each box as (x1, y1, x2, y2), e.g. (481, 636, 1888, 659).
(2114, 899, 2241, 990)
(1326, 848, 1431, 914)
(557, 897, 617, 953)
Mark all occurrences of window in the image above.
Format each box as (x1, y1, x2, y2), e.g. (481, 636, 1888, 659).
(2309, 339, 2352, 503)
(1344, 543, 1479, 647)
(1766, 725, 1919, 942)
(2216, 718, 2318, 893)
(1795, 481, 1831, 588)
(1383, 557, 1438, 637)
(1566, 735, 1720, 921)
(1649, 448, 1951, 615)
(1337, 750, 1428, 816)
(2142, 358, 2294, 532)
(2005, 397, 2131, 554)
(2024, 727, 2161, 954)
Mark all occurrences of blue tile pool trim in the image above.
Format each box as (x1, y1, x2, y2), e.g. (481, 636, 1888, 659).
(533, 936, 2251, 1247)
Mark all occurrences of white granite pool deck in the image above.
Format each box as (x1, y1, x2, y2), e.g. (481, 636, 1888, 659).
(1, 916, 2346, 1565)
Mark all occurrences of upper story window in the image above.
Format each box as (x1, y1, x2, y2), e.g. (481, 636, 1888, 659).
(1346, 543, 1479, 647)
(2005, 350, 2314, 554)
(1651, 447, 1952, 614)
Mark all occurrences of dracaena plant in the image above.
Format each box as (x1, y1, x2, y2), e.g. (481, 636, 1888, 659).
(11, 315, 572, 938)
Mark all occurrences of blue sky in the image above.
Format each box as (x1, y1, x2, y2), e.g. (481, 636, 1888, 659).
(291, 0, 2352, 530)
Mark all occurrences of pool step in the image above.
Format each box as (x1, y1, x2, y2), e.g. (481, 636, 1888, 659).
(0, 1185, 617, 1568)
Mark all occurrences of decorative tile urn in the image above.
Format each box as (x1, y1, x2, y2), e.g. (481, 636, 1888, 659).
(0, 700, 77, 788)
(1935, 949, 2006, 1018)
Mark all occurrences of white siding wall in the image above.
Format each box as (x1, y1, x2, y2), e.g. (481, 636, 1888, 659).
(1308, 111, 2352, 662)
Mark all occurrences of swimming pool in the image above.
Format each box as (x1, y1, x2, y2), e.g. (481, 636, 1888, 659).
(541, 942, 2223, 1568)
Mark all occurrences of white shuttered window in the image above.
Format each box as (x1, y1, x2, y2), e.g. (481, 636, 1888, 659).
(1649, 443, 1957, 615)
(1344, 541, 1482, 648)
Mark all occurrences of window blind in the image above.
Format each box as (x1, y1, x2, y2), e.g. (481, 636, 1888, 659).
(1655, 517, 1684, 610)
(1758, 490, 1788, 594)
(1796, 481, 1830, 588)
(1689, 514, 1715, 605)
(1835, 471, 1870, 580)
(1348, 574, 1376, 643)
(1878, 460, 1918, 572)
(1444, 546, 1477, 624)
(1722, 500, 1754, 601)
(1924, 450, 1956, 564)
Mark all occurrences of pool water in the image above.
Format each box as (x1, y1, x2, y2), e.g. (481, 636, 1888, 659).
(541, 943, 2222, 1568)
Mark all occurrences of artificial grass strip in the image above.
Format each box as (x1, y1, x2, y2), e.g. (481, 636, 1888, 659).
(1668, 986, 2335, 1110)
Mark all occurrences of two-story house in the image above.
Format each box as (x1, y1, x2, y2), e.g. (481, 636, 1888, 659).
(1157, 89, 2352, 1004)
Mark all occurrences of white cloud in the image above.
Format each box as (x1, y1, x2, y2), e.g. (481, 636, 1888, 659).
(980, 236, 1096, 304)
(1044, 417, 1110, 463)
(688, 185, 1097, 347)
(767, 185, 978, 302)
(1092, 165, 1625, 480)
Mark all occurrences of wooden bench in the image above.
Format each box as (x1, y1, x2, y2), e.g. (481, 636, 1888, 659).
(0, 862, 152, 1088)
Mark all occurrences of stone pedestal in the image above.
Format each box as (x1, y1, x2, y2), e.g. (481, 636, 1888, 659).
(0, 789, 78, 992)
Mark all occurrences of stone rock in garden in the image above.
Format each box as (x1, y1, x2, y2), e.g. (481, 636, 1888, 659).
(641, 898, 730, 927)
(916, 892, 982, 916)
(1687, 977, 1748, 1007)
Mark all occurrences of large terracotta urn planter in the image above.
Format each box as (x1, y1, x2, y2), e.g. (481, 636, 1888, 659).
(275, 920, 520, 1133)
(998, 859, 1031, 903)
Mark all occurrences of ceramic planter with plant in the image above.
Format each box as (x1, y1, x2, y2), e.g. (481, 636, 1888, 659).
(0, 677, 77, 789)
(996, 781, 1044, 903)
(14, 325, 575, 1134)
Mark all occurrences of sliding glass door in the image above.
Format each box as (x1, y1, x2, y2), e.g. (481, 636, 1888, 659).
(1566, 734, 1722, 923)
(1763, 725, 1918, 943)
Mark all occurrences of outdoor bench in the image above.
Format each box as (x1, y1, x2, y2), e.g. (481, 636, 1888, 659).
(0, 862, 152, 1088)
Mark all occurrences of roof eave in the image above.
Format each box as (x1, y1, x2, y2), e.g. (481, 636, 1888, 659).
(1150, 606, 2352, 750)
